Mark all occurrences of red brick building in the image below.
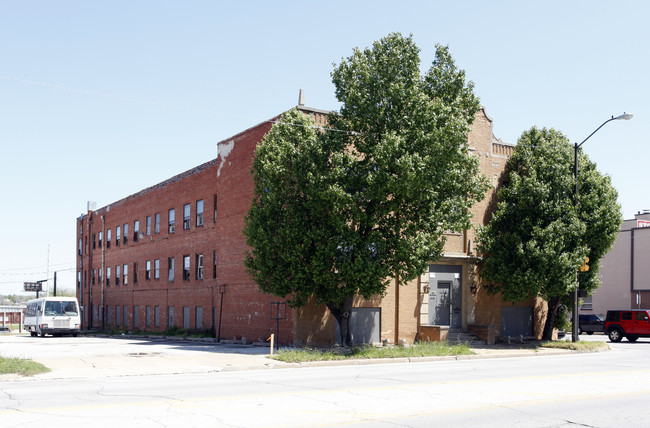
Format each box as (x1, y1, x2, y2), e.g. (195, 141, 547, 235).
(77, 103, 549, 345)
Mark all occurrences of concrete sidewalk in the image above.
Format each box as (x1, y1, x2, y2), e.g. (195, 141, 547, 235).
(6, 339, 585, 381)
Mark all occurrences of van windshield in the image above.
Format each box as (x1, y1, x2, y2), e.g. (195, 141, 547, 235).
(43, 301, 79, 316)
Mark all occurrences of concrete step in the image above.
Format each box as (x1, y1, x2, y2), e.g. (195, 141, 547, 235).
(447, 330, 486, 346)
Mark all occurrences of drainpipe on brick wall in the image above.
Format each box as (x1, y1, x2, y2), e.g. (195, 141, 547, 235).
(88, 213, 94, 329)
(394, 275, 399, 344)
(101, 214, 105, 331)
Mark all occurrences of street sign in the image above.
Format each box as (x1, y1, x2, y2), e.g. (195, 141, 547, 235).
(23, 282, 43, 292)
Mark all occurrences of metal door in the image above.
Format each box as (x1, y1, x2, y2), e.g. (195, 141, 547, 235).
(428, 265, 462, 328)
(431, 281, 451, 325)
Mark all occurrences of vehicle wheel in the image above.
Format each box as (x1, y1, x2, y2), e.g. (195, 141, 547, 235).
(627, 336, 639, 342)
(608, 329, 623, 342)
(30, 331, 36, 337)
(72, 333, 78, 337)
(587, 331, 594, 335)
(39, 328, 46, 338)
(579, 328, 583, 335)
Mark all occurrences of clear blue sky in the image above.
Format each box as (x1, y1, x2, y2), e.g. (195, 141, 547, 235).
(1, 1, 648, 295)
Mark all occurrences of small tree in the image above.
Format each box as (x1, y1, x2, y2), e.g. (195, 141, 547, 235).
(477, 127, 622, 339)
(244, 33, 488, 346)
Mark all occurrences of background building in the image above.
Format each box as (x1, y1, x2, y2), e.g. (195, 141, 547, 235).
(77, 101, 553, 346)
(585, 210, 650, 316)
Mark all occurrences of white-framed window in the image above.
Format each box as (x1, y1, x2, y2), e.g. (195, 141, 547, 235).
(154, 213, 160, 234)
(116, 225, 121, 246)
(154, 259, 160, 279)
(145, 260, 151, 280)
(146, 216, 151, 236)
(168, 257, 174, 281)
(183, 255, 190, 280)
(213, 250, 217, 279)
(168, 209, 175, 233)
(134, 220, 140, 242)
(213, 194, 218, 223)
(196, 253, 203, 280)
(123, 264, 128, 285)
(123, 223, 129, 244)
(107, 229, 111, 248)
(183, 203, 191, 230)
(116, 264, 121, 285)
(196, 199, 204, 227)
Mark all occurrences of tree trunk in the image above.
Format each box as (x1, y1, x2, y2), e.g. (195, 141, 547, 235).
(542, 296, 562, 340)
(326, 296, 354, 347)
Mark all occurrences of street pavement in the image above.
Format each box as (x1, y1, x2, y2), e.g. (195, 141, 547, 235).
(0, 333, 603, 381)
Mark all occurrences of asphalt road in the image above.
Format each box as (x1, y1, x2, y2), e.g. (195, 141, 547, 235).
(3, 333, 649, 427)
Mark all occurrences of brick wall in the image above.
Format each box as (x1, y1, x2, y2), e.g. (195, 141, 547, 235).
(77, 116, 295, 344)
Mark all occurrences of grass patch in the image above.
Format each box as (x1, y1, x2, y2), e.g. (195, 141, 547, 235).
(540, 340, 609, 352)
(273, 341, 474, 363)
(0, 356, 50, 376)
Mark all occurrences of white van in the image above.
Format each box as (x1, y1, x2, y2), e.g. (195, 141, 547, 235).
(24, 297, 81, 337)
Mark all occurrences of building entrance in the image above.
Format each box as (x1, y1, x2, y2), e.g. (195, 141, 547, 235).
(428, 265, 462, 328)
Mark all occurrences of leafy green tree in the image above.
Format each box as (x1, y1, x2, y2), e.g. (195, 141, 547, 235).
(477, 127, 622, 339)
(244, 33, 488, 346)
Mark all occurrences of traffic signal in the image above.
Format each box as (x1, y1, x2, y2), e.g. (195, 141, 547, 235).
(579, 257, 590, 272)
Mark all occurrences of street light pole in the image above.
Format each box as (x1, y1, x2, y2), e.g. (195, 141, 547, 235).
(572, 112, 632, 342)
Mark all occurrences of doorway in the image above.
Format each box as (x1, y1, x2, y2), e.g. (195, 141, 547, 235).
(428, 265, 462, 329)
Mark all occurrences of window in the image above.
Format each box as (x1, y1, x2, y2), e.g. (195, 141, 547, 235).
(92, 233, 96, 249)
(98, 231, 103, 248)
(168, 257, 175, 282)
(123, 224, 129, 244)
(213, 194, 218, 223)
(116, 225, 121, 246)
(146, 216, 151, 236)
(154, 259, 160, 279)
(196, 199, 204, 227)
(168, 306, 174, 328)
(78, 238, 82, 256)
(116, 265, 121, 286)
(106, 267, 111, 286)
(106, 229, 111, 248)
(134, 220, 140, 242)
(123, 264, 128, 285)
(183, 203, 191, 230)
(196, 253, 203, 280)
(168, 209, 175, 233)
(98, 268, 103, 285)
(183, 255, 190, 280)
(92, 269, 96, 285)
(154, 213, 160, 234)
(213, 250, 217, 279)
(145, 260, 151, 280)
(133, 262, 138, 284)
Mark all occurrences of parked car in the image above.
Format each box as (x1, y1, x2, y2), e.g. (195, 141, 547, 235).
(579, 314, 605, 335)
(604, 310, 650, 342)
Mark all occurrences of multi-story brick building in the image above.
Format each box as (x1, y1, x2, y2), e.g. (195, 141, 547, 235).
(77, 101, 547, 345)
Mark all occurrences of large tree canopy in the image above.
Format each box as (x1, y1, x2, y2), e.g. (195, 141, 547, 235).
(244, 33, 489, 346)
(477, 127, 622, 339)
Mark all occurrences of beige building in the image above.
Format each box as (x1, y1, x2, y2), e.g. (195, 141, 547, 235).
(295, 108, 550, 346)
(585, 211, 650, 317)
